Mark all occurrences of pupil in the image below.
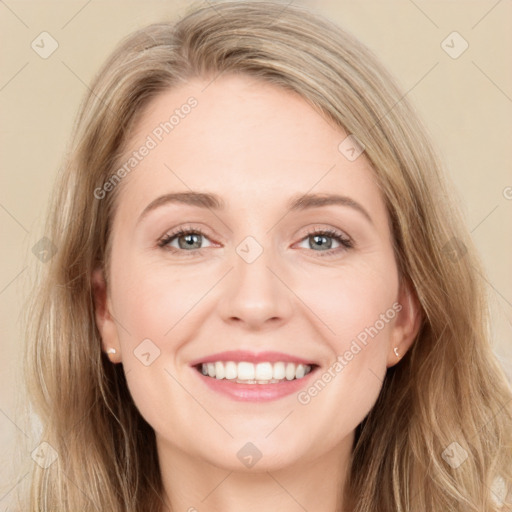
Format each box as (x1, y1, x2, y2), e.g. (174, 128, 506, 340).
(312, 234, 331, 250)
(180, 234, 200, 249)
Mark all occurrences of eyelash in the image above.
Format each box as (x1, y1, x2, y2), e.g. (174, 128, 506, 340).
(157, 225, 354, 258)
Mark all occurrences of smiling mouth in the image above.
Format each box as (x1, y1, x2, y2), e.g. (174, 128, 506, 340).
(195, 361, 316, 384)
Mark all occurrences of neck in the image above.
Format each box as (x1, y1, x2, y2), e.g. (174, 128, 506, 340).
(157, 432, 354, 512)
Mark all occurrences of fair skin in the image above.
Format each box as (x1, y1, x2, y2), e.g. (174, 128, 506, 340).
(92, 74, 421, 512)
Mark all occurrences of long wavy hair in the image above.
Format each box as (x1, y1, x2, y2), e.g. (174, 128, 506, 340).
(24, 1, 512, 510)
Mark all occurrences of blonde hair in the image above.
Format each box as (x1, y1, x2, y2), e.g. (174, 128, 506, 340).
(25, 1, 512, 510)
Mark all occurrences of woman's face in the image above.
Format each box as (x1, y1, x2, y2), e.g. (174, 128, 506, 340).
(93, 74, 419, 472)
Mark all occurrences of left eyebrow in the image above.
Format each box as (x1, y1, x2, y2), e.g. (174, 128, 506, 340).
(286, 193, 374, 225)
(136, 191, 373, 226)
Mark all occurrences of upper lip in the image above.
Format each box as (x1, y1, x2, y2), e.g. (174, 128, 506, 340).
(189, 350, 317, 366)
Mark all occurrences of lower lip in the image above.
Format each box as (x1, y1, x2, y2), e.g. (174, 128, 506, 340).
(194, 367, 317, 402)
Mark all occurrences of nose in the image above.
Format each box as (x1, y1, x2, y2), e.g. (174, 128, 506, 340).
(217, 242, 294, 330)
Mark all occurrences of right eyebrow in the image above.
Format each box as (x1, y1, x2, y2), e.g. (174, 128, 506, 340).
(137, 192, 225, 225)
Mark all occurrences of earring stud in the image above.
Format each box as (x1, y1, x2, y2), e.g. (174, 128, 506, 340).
(106, 348, 117, 361)
(393, 347, 400, 358)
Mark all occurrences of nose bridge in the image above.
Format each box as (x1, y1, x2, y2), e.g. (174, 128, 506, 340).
(218, 233, 292, 327)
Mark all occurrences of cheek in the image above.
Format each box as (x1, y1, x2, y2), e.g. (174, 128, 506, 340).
(293, 255, 399, 356)
(289, 257, 399, 428)
(111, 257, 201, 345)
(108, 259, 214, 447)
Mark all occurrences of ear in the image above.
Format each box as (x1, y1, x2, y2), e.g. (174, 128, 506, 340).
(386, 278, 422, 367)
(91, 267, 121, 363)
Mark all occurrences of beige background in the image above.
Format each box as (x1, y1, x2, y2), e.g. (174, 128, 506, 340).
(1, 0, 511, 505)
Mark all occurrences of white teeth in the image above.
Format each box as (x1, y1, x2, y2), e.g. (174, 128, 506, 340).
(199, 361, 313, 383)
(237, 362, 255, 380)
(255, 362, 273, 380)
(285, 362, 296, 381)
(225, 361, 237, 380)
(273, 362, 285, 380)
(215, 361, 225, 379)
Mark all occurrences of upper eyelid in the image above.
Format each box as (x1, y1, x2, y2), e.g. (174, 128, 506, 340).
(160, 224, 348, 238)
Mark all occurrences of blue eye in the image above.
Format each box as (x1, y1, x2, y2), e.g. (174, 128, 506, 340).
(297, 228, 353, 256)
(158, 227, 213, 253)
(158, 226, 353, 257)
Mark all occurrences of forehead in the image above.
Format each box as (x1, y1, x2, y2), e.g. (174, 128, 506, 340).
(112, 73, 385, 227)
